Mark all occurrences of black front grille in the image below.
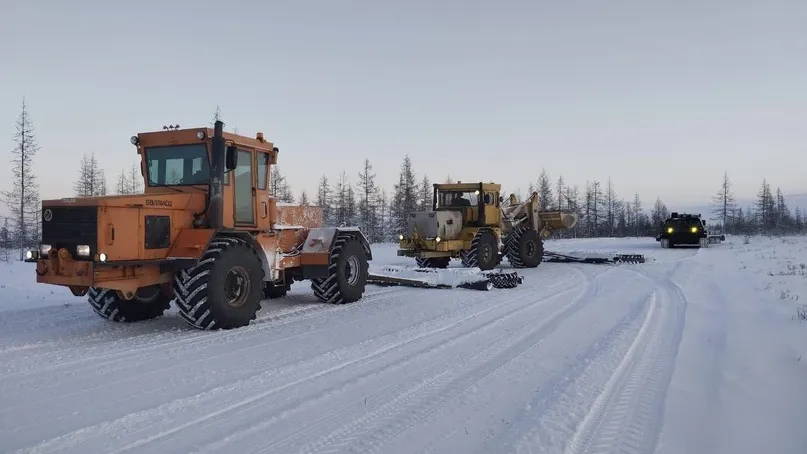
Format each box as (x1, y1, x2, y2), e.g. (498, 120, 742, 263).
(41, 206, 98, 260)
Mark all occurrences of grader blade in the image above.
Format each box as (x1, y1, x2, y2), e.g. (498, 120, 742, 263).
(543, 251, 646, 264)
(368, 265, 523, 291)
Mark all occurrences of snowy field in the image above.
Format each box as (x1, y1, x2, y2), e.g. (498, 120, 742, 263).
(1, 236, 807, 454)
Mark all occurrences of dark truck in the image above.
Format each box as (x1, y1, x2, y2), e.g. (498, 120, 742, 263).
(655, 212, 722, 248)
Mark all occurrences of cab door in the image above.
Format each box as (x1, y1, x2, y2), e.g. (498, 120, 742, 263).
(255, 151, 272, 231)
(233, 148, 256, 227)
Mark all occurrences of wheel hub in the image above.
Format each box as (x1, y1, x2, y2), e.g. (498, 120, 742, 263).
(345, 255, 360, 286)
(481, 244, 492, 262)
(224, 266, 251, 308)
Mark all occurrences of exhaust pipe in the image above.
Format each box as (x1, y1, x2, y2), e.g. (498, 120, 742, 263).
(208, 120, 225, 230)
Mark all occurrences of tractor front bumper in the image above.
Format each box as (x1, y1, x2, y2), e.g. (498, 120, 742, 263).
(25, 247, 177, 294)
(26, 248, 96, 294)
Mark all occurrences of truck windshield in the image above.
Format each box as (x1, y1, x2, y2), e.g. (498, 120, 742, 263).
(145, 144, 210, 186)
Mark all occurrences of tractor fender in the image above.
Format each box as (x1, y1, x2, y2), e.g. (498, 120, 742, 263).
(213, 230, 273, 281)
(302, 227, 373, 261)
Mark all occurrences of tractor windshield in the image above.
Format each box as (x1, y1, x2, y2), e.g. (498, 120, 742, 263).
(145, 143, 210, 186)
(438, 190, 479, 208)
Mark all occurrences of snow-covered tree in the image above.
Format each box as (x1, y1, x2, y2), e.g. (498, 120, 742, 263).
(555, 175, 565, 210)
(298, 189, 309, 205)
(270, 166, 294, 203)
(390, 155, 419, 234)
(128, 162, 143, 193)
(115, 170, 130, 194)
(419, 175, 432, 210)
(2, 99, 41, 257)
(710, 171, 736, 233)
(73, 153, 107, 197)
(316, 174, 332, 226)
(356, 158, 379, 242)
(537, 169, 553, 210)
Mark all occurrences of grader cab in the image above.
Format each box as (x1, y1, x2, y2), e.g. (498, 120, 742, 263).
(26, 121, 372, 330)
(397, 182, 578, 270)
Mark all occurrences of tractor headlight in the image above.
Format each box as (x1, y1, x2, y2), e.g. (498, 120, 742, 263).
(399, 234, 404, 240)
(99, 253, 108, 262)
(435, 236, 441, 242)
(25, 250, 35, 260)
(130, 136, 139, 145)
(667, 227, 673, 234)
(196, 130, 206, 140)
(39, 244, 52, 256)
(690, 226, 698, 233)
(76, 245, 91, 257)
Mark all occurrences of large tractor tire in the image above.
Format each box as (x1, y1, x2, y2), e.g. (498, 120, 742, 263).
(310, 233, 369, 304)
(505, 226, 543, 268)
(459, 230, 499, 271)
(415, 257, 450, 268)
(88, 285, 172, 323)
(173, 237, 265, 330)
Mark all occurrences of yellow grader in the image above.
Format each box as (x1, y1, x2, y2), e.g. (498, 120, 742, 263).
(382, 182, 644, 289)
(396, 182, 577, 270)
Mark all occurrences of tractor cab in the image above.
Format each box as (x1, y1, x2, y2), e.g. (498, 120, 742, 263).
(433, 182, 501, 227)
(132, 125, 282, 231)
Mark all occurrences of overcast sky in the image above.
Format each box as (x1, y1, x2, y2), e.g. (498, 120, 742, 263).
(1, 0, 805, 212)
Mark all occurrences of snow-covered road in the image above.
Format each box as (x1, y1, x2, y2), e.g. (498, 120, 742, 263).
(2, 237, 806, 453)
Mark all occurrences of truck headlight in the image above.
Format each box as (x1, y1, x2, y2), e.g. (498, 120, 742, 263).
(435, 237, 441, 242)
(76, 245, 91, 257)
(690, 226, 697, 233)
(39, 244, 51, 256)
(399, 234, 404, 240)
(667, 227, 673, 234)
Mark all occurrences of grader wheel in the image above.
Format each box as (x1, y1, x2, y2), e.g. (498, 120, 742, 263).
(505, 226, 543, 268)
(459, 230, 498, 271)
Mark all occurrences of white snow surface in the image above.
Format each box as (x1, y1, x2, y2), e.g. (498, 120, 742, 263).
(1, 236, 807, 453)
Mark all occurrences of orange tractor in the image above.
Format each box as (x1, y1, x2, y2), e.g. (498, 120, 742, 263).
(25, 121, 372, 329)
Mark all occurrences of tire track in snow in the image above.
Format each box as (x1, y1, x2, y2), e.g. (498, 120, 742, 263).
(0, 286, 408, 379)
(16, 267, 590, 454)
(420, 281, 654, 454)
(560, 274, 688, 454)
(0, 281, 531, 414)
(205, 267, 614, 454)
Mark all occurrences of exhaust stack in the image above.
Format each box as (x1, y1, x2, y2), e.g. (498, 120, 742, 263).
(208, 120, 225, 229)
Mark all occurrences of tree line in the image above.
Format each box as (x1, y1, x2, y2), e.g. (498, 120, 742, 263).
(711, 171, 805, 235)
(2, 101, 805, 259)
(279, 164, 806, 243)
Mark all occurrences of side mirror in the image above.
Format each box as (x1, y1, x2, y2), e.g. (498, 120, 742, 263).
(225, 145, 238, 170)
